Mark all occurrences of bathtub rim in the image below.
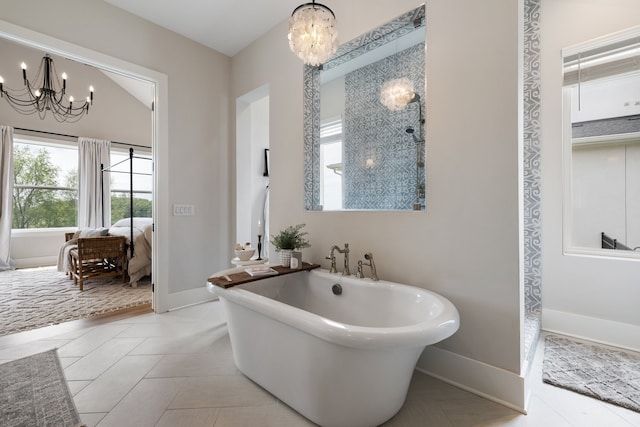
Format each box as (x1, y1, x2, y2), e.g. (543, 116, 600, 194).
(208, 268, 459, 350)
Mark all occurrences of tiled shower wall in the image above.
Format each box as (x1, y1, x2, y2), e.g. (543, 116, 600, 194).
(343, 43, 426, 210)
(523, 0, 542, 361)
(523, 0, 542, 316)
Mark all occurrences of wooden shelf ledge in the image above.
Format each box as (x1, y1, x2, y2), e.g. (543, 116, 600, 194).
(208, 262, 320, 289)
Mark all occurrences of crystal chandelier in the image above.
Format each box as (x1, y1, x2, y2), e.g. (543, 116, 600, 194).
(288, 1, 338, 66)
(379, 77, 415, 111)
(0, 54, 94, 123)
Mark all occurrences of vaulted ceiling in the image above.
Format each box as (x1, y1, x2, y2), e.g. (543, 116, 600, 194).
(103, 0, 304, 57)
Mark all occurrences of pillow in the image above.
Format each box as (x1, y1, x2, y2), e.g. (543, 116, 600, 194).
(78, 227, 109, 238)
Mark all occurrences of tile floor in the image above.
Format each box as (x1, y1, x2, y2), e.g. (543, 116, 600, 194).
(0, 301, 639, 426)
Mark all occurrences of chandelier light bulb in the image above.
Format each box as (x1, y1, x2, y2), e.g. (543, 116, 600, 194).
(380, 77, 415, 111)
(288, 1, 338, 66)
(62, 72, 67, 80)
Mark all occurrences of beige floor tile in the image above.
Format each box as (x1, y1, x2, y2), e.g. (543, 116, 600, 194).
(382, 400, 453, 426)
(536, 380, 635, 427)
(169, 374, 277, 409)
(214, 404, 316, 427)
(58, 356, 81, 368)
(146, 350, 237, 378)
(78, 412, 106, 427)
(155, 408, 220, 427)
(115, 321, 211, 338)
(406, 371, 479, 402)
(491, 395, 572, 427)
(608, 405, 640, 426)
(0, 339, 70, 359)
(49, 326, 97, 340)
(437, 395, 520, 427)
(130, 324, 229, 355)
(57, 323, 131, 357)
(64, 337, 144, 380)
(95, 377, 185, 427)
(73, 354, 162, 413)
(67, 380, 92, 396)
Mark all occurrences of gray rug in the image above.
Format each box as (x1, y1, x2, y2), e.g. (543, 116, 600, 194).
(543, 335, 640, 413)
(0, 349, 84, 427)
(0, 266, 151, 337)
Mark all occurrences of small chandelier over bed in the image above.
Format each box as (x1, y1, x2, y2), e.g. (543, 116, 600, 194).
(0, 54, 94, 123)
(288, 0, 338, 66)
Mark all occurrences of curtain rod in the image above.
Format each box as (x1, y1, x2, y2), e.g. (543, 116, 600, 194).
(13, 126, 150, 150)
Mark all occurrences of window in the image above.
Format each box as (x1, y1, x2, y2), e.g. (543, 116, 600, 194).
(562, 28, 640, 257)
(320, 118, 343, 210)
(107, 148, 153, 223)
(12, 136, 153, 230)
(12, 137, 78, 229)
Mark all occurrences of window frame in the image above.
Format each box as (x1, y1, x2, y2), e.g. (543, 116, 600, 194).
(561, 26, 640, 260)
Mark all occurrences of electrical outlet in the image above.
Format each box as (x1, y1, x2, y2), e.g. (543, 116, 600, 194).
(173, 204, 194, 216)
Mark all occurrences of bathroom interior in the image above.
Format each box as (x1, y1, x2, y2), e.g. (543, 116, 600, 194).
(1, 0, 640, 424)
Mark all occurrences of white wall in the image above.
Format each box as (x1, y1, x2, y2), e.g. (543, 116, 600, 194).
(232, 0, 525, 409)
(0, 0, 231, 308)
(541, 0, 640, 350)
(236, 91, 269, 253)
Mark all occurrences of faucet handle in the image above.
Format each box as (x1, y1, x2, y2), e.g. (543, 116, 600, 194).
(325, 255, 337, 274)
(356, 260, 365, 278)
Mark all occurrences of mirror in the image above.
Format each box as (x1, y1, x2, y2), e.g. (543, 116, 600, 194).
(304, 5, 426, 211)
(562, 27, 640, 257)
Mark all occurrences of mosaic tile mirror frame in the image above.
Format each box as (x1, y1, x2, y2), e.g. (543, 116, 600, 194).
(303, 5, 426, 211)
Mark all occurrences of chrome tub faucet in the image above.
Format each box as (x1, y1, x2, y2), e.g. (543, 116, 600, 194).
(327, 243, 350, 275)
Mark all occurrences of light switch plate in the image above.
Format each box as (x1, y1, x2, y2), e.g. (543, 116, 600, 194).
(173, 204, 194, 216)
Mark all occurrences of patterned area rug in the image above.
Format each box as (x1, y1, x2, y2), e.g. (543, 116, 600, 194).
(0, 266, 151, 336)
(0, 349, 84, 427)
(543, 335, 640, 413)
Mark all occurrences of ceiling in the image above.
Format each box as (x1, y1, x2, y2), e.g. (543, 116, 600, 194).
(104, 0, 303, 57)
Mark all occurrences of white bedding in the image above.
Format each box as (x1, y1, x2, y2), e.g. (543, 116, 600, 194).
(108, 217, 153, 287)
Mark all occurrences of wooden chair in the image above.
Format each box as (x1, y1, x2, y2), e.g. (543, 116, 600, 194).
(68, 235, 127, 291)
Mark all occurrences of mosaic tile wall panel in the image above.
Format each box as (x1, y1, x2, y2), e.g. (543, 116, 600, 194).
(343, 43, 425, 210)
(303, 5, 425, 211)
(523, 0, 542, 314)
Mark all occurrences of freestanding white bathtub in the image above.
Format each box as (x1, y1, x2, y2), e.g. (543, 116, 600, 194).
(207, 268, 459, 427)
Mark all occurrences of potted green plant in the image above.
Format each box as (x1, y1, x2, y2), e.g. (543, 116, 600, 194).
(271, 223, 311, 266)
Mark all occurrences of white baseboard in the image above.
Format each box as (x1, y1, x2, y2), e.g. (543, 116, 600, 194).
(14, 256, 57, 269)
(163, 286, 217, 312)
(542, 308, 640, 352)
(417, 346, 527, 414)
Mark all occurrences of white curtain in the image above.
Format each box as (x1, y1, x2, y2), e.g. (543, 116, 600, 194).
(0, 126, 15, 271)
(78, 137, 111, 228)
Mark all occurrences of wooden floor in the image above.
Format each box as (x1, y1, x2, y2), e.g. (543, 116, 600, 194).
(0, 302, 638, 426)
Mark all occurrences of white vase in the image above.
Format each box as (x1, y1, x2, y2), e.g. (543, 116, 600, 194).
(279, 249, 293, 267)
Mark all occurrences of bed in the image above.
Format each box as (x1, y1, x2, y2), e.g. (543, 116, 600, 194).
(58, 218, 152, 288)
(108, 217, 153, 287)
(57, 147, 153, 288)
